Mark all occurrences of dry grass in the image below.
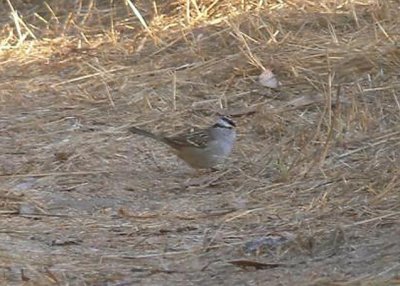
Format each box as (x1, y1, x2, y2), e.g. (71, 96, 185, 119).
(0, 0, 399, 285)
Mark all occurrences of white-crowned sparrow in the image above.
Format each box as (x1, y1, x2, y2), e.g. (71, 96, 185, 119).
(129, 116, 236, 169)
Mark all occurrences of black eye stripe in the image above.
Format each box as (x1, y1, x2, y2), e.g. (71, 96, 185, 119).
(221, 116, 236, 127)
(213, 122, 233, 129)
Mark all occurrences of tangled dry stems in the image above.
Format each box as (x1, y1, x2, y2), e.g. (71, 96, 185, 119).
(0, 0, 399, 285)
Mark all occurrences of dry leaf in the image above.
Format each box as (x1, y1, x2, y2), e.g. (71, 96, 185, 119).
(258, 69, 280, 88)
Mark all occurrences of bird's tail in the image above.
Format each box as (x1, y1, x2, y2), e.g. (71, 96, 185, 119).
(129, 126, 168, 145)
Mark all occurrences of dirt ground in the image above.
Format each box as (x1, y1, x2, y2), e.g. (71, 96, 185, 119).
(1, 1, 400, 285)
